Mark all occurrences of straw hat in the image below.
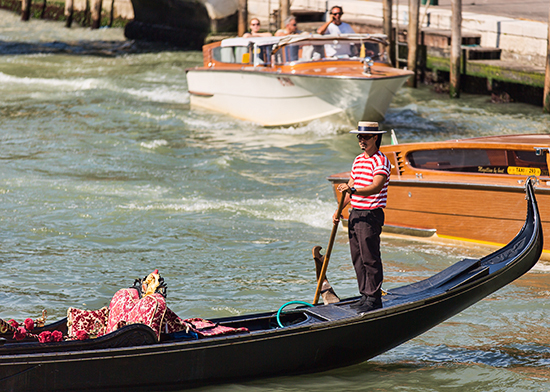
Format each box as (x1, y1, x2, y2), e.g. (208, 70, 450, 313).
(349, 121, 386, 134)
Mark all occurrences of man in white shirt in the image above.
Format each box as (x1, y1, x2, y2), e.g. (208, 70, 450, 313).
(317, 5, 355, 35)
(317, 6, 355, 57)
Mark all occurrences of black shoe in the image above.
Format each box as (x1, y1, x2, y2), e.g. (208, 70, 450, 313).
(349, 295, 367, 309)
(355, 296, 382, 313)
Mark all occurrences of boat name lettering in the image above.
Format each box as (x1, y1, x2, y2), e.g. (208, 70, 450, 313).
(277, 77, 294, 87)
(477, 166, 506, 174)
(507, 166, 541, 176)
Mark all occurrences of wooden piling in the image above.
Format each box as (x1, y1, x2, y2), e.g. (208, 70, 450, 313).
(238, 0, 248, 37)
(40, 0, 47, 18)
(84, 0, 90, 26)
(544, 3, 550, 112)
(65, 0, 74, 28)
(383, 0, 395, 66)
(279, 0, 290, 29)
(21, 0, 32, 21)
(450, 0, 462, 98)
(91, 0, 103, 29)
(109, 0, 115, 27)
(407, 0, 420, 87)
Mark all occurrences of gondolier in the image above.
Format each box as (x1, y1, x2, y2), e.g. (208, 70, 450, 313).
(333, 121, 390, 312)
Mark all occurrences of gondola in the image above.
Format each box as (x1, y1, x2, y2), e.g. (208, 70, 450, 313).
(0, 178, 542, 392)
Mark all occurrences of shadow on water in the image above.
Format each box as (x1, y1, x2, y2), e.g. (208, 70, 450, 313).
(0, 39, 186, 57)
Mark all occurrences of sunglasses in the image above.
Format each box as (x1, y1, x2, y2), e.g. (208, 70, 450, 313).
(251, 23, 259, 26)
(357, 134, 376, 140)
(331, 12, 343, 16)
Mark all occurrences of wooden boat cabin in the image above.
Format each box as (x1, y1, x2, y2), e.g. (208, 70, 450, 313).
(202, 34, 393, 69)
(328, 134, 550, 258)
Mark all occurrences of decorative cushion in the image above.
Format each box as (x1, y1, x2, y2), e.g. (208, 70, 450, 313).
(162, 308, 189, 334)
(125, 293, 167, 340)
(106, 288, 167, 340)
(184, 317, 248, 337)
(67, 306, 109, 339)
(106, 288, 140, 334)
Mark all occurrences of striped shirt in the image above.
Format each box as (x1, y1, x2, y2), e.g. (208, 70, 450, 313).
(350, 150, 391, 210)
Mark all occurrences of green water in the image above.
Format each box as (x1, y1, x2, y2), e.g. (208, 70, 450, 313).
(1, 9, 550, 391)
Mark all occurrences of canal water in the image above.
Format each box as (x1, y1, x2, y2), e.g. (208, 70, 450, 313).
(1, 10, 550, 391)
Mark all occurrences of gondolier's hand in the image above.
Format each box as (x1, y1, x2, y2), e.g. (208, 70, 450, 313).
(337, 183, 351, 193)
(333, 210, 342, 224)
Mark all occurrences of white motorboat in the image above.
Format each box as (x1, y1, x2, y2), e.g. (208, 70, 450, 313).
(186, 34, 413, 126)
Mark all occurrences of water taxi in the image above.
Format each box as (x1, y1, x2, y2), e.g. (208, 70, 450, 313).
(327, 134, 550, 257)
(186, 34, 413, 126)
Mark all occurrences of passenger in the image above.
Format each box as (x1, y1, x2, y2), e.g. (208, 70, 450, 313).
(317, 5, 356, 57)
(333, 122, 390, 313)
(316, 5, 355, 35)
(275, 15, 302, 36)
(242, 18, 272, 38)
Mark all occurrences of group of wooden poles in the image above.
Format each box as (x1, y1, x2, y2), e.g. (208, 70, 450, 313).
(20, 0, 116, 29)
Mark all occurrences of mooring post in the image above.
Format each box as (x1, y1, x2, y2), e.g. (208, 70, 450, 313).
(450, 0, 462, 98)
(407, 0, 420, 87)
(279, 0, 290, 29)
(109, 0, 115, 27)
(40, 0, 46, 18)
(84, 0, 90, 26)
(21, 0, 32, 21)
(383, 0, 395, 66)
(65, 0, 74, 27)
(544, 3, 550, 112)
(238, 0, 248, 36)
(91, 0, 103, 29)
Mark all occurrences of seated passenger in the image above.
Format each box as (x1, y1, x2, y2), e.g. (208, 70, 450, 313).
(275, 16, 302, 36)
(242, 18, 272, 38)
(317, 5, 355, 57)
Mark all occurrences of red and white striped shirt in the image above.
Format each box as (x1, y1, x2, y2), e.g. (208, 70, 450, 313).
(350, 150, 391, 210)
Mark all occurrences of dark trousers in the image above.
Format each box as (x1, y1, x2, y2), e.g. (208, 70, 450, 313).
(348, 208, 384, 299)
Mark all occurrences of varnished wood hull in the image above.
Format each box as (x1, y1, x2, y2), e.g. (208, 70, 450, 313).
(328, 134, 550, 257)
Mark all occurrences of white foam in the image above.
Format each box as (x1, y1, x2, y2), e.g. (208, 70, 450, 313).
(120, 197, 335, 229)
(140, 140, 168, 149)
(122, 86, 189, 104)
(0, 71, 101, 91)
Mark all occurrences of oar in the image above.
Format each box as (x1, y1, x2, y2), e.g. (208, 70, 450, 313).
(312, 189, 348, 304)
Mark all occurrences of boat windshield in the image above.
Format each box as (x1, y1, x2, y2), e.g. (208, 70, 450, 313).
(272, 39, 386, 64)
(408, 148, 549, 176)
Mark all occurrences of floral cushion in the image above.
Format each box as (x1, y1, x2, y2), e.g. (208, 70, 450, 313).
(106, 288, 140, 334)
(162, 308, 189, 334)
(67, 307, 109, 338)
(125, 294, 167, 340)
(106, 288, 167, 340)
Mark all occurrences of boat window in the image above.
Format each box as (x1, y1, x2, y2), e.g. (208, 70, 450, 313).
(253, 45, 273, 66)
(408, 148, 549, 175)
(274, 40, 385, 64)
(212, 46, 250, 64)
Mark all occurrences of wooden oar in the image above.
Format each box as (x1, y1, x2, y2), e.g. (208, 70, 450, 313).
(312, 189, 348, 304)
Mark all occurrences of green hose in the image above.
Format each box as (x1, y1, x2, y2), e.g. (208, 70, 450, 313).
(276, 301, 314, 328)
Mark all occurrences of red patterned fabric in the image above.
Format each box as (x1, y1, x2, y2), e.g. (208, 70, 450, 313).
(162, 308, 189, 334)
(106, 289, 140, 334)
(125, 294, 167, 339)
(184, 317, 248, 337)
(106, 288, 167, 340)
(67, 307, 109, 338)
